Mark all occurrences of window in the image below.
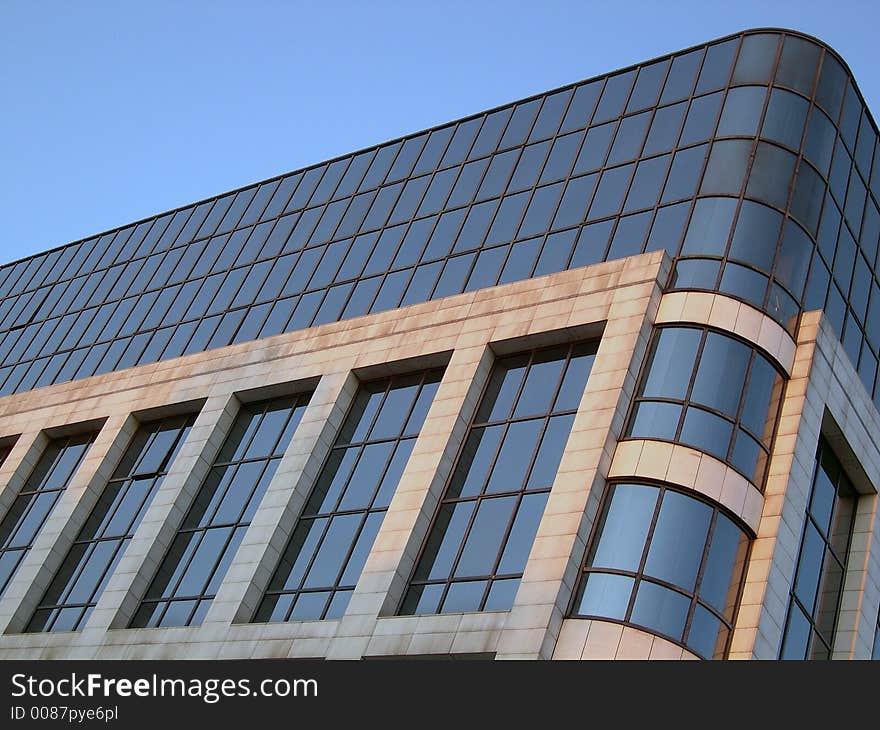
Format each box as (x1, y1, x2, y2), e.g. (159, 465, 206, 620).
(572, 483, 749, 659)
(255, 369, 443, 622)
(780, 438, 857, 659)
(627, 326, 783, 485)
(130, 394, 311, 628)
(26, 415, 195, 632)
(0, 432, 97, 596)
(401, 342, 596, 615)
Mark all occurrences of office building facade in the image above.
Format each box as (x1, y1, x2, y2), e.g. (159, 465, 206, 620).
(0, 28, 878, 660)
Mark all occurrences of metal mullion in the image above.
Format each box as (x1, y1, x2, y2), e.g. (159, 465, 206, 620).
(437, 445, 516, 608)
(12, 483, 68, 498)
(295, 379, 390, 533)
(442, 388, 551, 600)
(190, 525, 241, 614)
(725, 351, 758, 464)
(37, 599, 94, 612)
(349, 380, 394, 449)
(312, 159, 350, 205)
(682, 509, 719, 644)
(367, 375, 420, 443)
(196, 461, 246, 530)
(158, 526, 213, 604)
(122, 428, 161, 487)
(482, 140, 532, 226)
(569, 479, 624, 617)
(804, 511, 831, 624)
(481, 489, 528, 609)
(547, 346, 577, 413)
(267, 398, 305, 457)
(788, 592, 822, 658)
(671, 40, 744, 277)
(226, 457, 274, 530)
(323, 510, 371, 607)
(306, 502, 394, 522)
(69, 532, 131, 549)
(286, 513, 338, 599)
(142, 598, 173, 630)
(176, 514, 247, 535)
(327, 374, 423, 522)
(623, 485, 665, 623)
(362, 438, 411, 515)
(8, 488, 67, 551)
(54, 539, 100, 610)
(472, 403, 580, 429)
(321, 444, 369, 518)
(760, 56, 813, 306)
(584, 565, 698, 606)
(218, 187, 261, 238)
(180, 599, 203, 629)
(71, 606, 91, 632)
(493, 410, 556, 497)
(416, 125, 457, 180)
(33, 437, 75, 492)
(495, 98, 539, 154)
(278, 379, 406, 598)
(78, 535, 128, 614)
(441, 485, 551, 507)
(153, 418, 194, 476)
(231, 402, 274, 464)
(410, 567, 529, 588)
(672, 327, 709, 442)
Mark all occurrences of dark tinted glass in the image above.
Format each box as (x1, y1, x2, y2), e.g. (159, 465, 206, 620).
(628, 326, 782, 486)
(780, 438, 857, 659)
(26, 415, 195, 632)
(129, 394, 311, 628)
(574, 483, 749, 659)
(401, 342, 595, 615)
(256, 370, 443, 622)
(0, 432, 97, 597)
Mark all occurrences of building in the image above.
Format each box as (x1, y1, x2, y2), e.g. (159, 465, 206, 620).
(0, 27, 878, 661)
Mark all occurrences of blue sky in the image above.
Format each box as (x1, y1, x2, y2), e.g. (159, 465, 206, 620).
(1, 0, 877, 266)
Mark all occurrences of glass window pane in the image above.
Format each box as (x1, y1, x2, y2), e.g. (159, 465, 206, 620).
(497, 492, 550, 574)
(575, 572, 634, 620)
(454, 496, 518, 577)
(687, 604, 726, 659)
(561, 81, 601, 133)
(717, 86, 765, 137)
(699, 513, 748, 616)
(593, 71, 635, 124)
(627, 401, 682, 441)
(695, 40, 736, 94)
(639, 327, 701, 399)
(630, 580, 690, 640)
(679, 92, 722, 146)
(643, 102, 686, 156)
(679, 407, 733, 460)
(644, 490, 712, 590)
(626, 60, 668, 113)
(661, 49, 701, 104)
(589, 484, 658, 572)
(691, 332, 751, 417)
(762, 89, 809, 150)
(776, 36, 819, 96)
